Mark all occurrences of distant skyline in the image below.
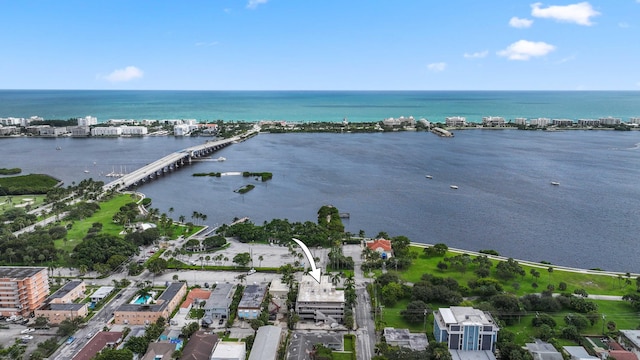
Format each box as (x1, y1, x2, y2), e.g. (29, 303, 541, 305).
(1, 0, 639, 91)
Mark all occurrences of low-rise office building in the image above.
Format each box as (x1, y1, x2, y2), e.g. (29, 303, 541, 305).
(433, 306, 499, 352)
(295, 275, 345, 323)
(90, 286, 115, 304)
(113, 282, 187, 325)
(0, 267, 49, 317)
(237, 284, 267, 320)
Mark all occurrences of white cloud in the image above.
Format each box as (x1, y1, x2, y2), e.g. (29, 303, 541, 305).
(509, 16, 534, 28)
(195, 41, 219, 47)
(464, 50, 489, 59)
(100, 66, 144, 83)
(427, 62, 447, 72)
(618, 22, 630, 28)
(246, 0, 268, 9)
(556, 55, 575, 64)
(497, 40, 556, 60)
(531, 2, 600, 26)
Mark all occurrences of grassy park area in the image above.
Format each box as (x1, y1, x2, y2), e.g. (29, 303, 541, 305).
(56, 194, 137, 251)
(376, 244, 640, 345)
(0, 194, 46, 211)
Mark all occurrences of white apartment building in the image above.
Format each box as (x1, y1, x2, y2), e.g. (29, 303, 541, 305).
(120, 126, 148, 136)
(482, 116, 505, 127)
(577, 119, 600, 127)
(514, 118, 527, 126)
(599, 116, 621, 126)
(91, 127, 123, 136)
(296, 275, 345, 324)
(446, 116, 467, 127)
(77, 116, 98, 127)
(552, 119, 574, 127)
(529, 118, 551, 127)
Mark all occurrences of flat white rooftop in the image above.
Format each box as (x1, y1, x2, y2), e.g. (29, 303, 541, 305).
(297, 275, 344, 303)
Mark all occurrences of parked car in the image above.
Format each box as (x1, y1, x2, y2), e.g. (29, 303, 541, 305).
(20, 328, 35, 334)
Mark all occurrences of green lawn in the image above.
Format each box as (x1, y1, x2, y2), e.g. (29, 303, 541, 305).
(401, 247, 628, 297)
(485, 300, 638, 345)
(0, 195, 46, 212)
(55, 194, 136, 251)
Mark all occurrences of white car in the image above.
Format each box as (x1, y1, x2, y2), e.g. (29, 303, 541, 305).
(20, 328, 35, 334)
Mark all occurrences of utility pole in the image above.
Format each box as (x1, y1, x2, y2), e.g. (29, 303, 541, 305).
(424, 309, 428, 333)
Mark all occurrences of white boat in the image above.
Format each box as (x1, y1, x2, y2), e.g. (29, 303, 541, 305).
(450, 185, 458, 189)
(216, 157, 226, 161)
(550, 181, 560, 186)
(83, 170, 90, 174)
(425, 175, 433, 179)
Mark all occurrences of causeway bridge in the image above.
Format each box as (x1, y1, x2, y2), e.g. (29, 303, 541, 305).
(103, 135, 244, 191)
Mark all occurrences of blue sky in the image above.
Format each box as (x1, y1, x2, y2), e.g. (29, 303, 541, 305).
(1, 0, 638, 90)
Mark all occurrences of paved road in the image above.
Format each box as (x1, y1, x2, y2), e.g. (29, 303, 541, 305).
(343, 244, 376, 360)
(51, 285, 138, 360)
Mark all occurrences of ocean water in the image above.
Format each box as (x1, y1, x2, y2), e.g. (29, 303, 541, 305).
(0, 90, 639, 123)
(2, 130, 640, 272)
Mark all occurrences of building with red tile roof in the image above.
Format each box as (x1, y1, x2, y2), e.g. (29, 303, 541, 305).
(366, 239, 393, 258)
(180, 288, 211, 313)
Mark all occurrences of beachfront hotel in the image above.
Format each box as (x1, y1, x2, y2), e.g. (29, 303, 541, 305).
(446, 116, 467, 127)
(0, 267, 49, 317)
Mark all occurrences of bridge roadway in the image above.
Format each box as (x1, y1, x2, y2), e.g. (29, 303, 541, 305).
(103, 136, 241, 191)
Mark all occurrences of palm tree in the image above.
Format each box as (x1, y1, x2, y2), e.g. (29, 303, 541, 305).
(237, 274, 247, 284)
(329, 272, 341, 286)
(205, 255, 211, 266)
(179, 215, 186, 224)
(258, 255, 264, 268)
(78, 264, 88, 276)
(343, 273, 355, 291)
(547, 267, 553, 284)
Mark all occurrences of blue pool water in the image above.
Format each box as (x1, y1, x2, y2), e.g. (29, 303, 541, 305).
(134, 295, 151, 304)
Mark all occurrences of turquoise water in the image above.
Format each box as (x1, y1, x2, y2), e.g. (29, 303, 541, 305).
(133, 295, 151, 304)
(0, 90, 639, 123)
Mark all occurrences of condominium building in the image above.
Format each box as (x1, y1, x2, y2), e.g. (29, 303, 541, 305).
(120, 125, 148, 136)
(552, 119, 574, 127)
(599, 116, 622, 126)
(578, 119, 600, 127)
(0, 267, 49, 317)
(446, 116, 467, 127)
(113, 282, 187, 325)
(35, 281, 88, 324)
(77, 116, 98, 127)
(530, 118, 551, 127)
(482, 116, 505, 127)
(433, 306, 499, 352)
(514, 118, 527, 126)
(295, 275, 345, 323)
(91, 126, 123, 137)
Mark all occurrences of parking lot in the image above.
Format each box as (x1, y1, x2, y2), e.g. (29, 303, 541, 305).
(0, 320, 57, 355)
